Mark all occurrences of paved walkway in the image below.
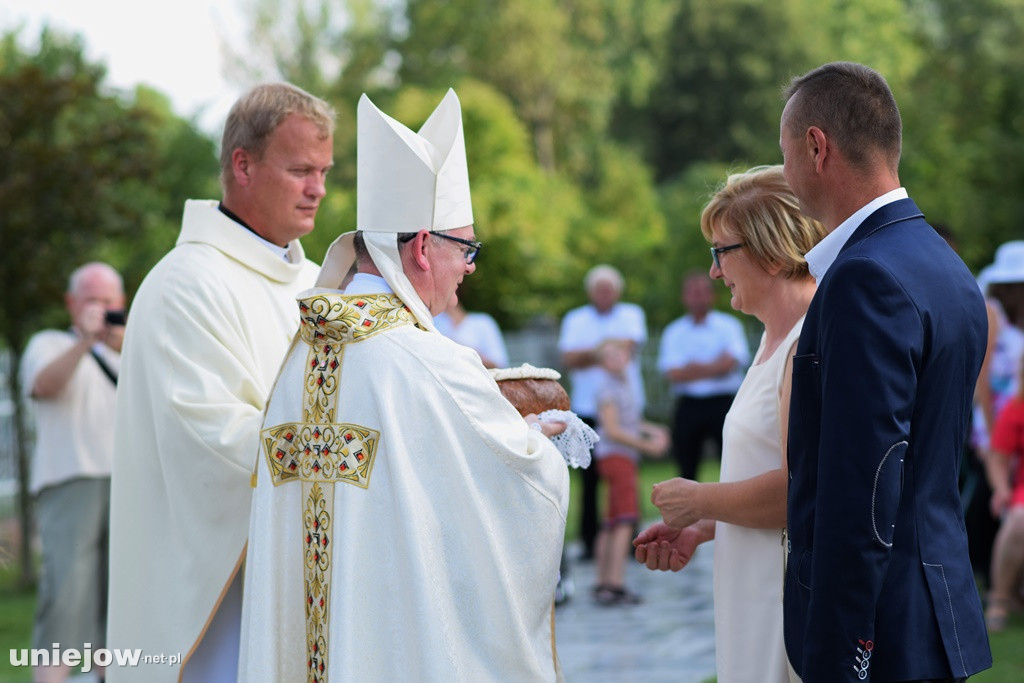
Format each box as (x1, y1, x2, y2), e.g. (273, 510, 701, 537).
(555, 537, 717, 683)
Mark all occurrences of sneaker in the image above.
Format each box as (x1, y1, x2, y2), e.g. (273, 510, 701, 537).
(554, 575, 574, 607)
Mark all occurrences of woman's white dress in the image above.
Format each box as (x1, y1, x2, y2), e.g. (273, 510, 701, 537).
(712, 317, 803, 683)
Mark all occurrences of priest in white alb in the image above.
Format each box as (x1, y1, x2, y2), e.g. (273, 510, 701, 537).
(239, 89, 570, 681)
(107, 83, 335, 682)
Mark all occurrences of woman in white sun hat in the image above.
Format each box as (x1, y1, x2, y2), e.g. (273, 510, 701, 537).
(976, 240, 1024, 631)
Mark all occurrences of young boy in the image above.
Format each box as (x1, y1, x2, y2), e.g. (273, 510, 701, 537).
(593, 339, 669, 605)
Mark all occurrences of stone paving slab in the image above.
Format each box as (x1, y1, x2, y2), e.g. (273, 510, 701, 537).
(555, 538, 717, 682)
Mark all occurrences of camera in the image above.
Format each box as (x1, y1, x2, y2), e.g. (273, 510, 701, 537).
(104, 310, 127, 326)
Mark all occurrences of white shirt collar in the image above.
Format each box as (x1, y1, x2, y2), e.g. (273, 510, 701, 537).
(233, 222, 292, 262)
(343, 273, 393, 295)
(805, 188, 908, 281)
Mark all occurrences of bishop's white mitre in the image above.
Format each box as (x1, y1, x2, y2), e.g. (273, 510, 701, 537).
(357, 88, 473, 232)
(314, 88, 475, 331)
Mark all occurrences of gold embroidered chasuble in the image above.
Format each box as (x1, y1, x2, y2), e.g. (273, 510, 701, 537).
(262, 292, 413, 682)
(241, 289, 569, 682)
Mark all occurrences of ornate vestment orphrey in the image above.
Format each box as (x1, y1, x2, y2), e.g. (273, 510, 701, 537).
(260, 293, 415, 683)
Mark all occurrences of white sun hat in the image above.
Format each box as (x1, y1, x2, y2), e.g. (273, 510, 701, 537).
(978, 240, 1024, 292)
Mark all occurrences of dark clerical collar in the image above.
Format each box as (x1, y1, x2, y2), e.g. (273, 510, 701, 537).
(217, 202, 292, 262)
(218, 202, 255, 233)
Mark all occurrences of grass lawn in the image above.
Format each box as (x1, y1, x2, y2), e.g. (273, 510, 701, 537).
(0, 563, 35, 683)
(1, 455, 1022, 682)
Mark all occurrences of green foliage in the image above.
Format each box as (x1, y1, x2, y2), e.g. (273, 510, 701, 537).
(900, 0, 1024, 271)
(646, 0, 797, 179)
(644, 0, 922, 183)
(229, 0, 1024, 329)
(0, 562, 34, 683)
(0, 26, 218, 587)
(381, 80, 590, 327)
(653, 162, 739, 326)
(0, 29, 219, 340)
(0, 30, 145, 344)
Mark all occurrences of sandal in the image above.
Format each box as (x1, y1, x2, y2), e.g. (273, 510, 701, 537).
(609, 586, 643, 605)
(592, 585, 619, 606)
(986, 595, 1010, 633)
(592, 584, 643, 606)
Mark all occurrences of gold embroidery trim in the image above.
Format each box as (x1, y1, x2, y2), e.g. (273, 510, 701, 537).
(259, 293, 411, 682)
(297, 293, 415, 346)
(304, 481, 331, 682)
(263, 423, 379, 488)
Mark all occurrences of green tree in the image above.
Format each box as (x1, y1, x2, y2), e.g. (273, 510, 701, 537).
(645, 0, 921, 181)
(0, 27, 216, 585)
(384, 80, 588, 327)
(400, 0, 579, 170)
(901, 0, 1024, 270)
(396, 1, 680, 323)
(226, 0, 399, 264)
(645, 0, 803, 180)
(400, 0, 676, 176)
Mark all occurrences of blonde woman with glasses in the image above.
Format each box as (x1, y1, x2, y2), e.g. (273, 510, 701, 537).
(635, 165, 826, 683)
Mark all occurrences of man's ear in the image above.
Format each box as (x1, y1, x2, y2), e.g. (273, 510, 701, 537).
(807, 126, 828, 174)
(409, 230, 433, 271)
(231, 148, 252, 186)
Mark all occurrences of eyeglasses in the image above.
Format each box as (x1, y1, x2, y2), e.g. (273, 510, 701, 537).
(710, 242, 744, 269)
(430, 231, 483, 264)
(398, 230, 483, 264)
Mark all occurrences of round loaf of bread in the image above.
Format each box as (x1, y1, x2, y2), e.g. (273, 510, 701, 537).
(491, 364, 571, 417)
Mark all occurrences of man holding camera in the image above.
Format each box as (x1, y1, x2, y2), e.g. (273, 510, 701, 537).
(19, 261, 125, 683)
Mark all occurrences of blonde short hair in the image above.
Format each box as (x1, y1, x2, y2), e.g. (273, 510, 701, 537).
(700, 165, 826, 280)
(219, 82, 336, 187)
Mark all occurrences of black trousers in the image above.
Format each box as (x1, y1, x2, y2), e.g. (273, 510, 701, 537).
(578, 415, 599, 559)
(671, 393, 734, 480)
(959, 411, 1000, 588)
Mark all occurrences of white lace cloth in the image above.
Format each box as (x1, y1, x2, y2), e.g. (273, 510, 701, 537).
(489, 364, 596, 468)
(538, 409, 597, 469)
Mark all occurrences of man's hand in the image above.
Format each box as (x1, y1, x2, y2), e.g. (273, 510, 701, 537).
(991, 486, 1012, 519)
(77, 302, 108, 343)
(639, 423, 670, 457)
(652, 477, 704, 529)
(525, 414, 566, 438)
(633, 522, 703, 571)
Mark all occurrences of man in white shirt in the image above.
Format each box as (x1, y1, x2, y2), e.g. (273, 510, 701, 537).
(20, 262, 124, 683)
(658, 271, 750, 480)
(781, 61, 991, 682)
(559, 264, 647, 559)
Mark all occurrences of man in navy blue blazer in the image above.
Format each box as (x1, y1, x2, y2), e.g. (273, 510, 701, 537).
(781, 62, 992, 682)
